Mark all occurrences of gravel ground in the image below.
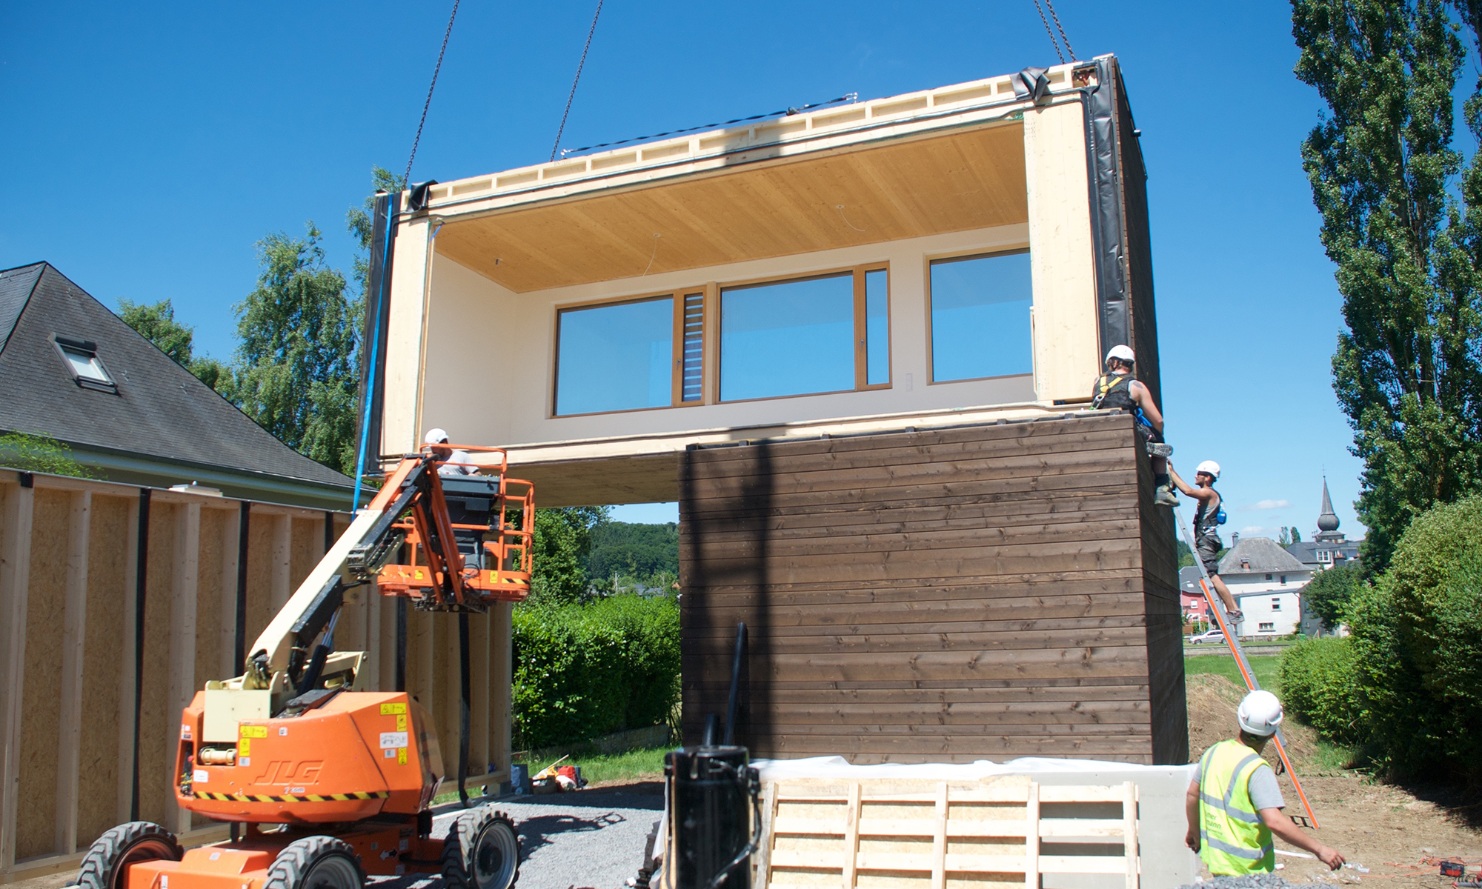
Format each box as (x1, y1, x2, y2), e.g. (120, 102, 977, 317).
(407, 781, 666, 889)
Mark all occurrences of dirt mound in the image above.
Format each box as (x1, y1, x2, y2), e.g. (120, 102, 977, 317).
(1185, 674, 1320, 768)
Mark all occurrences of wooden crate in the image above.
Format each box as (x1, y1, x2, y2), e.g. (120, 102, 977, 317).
(756, 775, 1139, 889)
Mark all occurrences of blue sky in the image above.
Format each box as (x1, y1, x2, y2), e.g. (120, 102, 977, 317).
(4, 1, 1367, 539)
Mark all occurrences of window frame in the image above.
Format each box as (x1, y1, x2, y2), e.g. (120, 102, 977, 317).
(717, 264, 890, 404)
(924, 246, 1033, 385)
(551, 262, 891, 417)
(53, 335, 118, 394)
(551, 292, 680, 418)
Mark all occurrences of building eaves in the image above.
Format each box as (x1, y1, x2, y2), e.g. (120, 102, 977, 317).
(0, 263, 353, 494)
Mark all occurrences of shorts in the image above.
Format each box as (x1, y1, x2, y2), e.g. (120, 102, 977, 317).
(1197, 535, 1222, 575)
(1133, 422, 1162, 445)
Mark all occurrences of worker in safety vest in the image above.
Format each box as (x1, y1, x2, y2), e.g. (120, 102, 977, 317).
(1185, 690, 1344, 875)
(1090, 345, 1176, 506)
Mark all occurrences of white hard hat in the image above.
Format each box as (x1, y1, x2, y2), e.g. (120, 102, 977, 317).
(1105, 344, 1135, 364)
(424, 427, 450, 445)
(1195, 460, 1221, 479)
(1238, 690, 1284, 737)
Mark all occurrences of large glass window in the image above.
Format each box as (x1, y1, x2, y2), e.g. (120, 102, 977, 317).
(929, 251, 1032, 383)
(555, 297, 673, 415)
(720, 269, 887, 402)
(555, 263, 889, 413)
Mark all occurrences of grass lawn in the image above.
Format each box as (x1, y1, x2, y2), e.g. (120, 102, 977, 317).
(1185, 650, 1282, 692)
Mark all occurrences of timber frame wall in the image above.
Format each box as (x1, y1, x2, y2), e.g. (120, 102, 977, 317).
(0, 470, 514, 879)
(678, 410, 1186, 765)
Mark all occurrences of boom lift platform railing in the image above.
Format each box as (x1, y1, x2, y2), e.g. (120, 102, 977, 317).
(1175, 511, 1320, 829)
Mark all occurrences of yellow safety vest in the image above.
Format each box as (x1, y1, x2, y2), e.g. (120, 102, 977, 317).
(1197, 739, 1275, 875)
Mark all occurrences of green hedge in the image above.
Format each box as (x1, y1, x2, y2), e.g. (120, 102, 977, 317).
(1278, 636, 1363, 745)
(1346, 495, 1482, 783)
(511, 593, 680, 750)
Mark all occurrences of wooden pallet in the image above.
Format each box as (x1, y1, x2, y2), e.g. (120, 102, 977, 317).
(755, 775, 1139, 889)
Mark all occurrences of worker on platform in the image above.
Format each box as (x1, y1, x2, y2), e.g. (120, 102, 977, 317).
(1169, 460, 1240, 622)
(1186, 690, 1344, 875)
(424, 427, 478, 477)
(1091, 345, 1175, 506)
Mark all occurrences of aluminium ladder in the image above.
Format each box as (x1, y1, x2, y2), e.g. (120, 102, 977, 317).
(1176, 511, 1320, 828)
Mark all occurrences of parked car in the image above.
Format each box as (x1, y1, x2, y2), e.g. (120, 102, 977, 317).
(1188, 628, 1226, 645)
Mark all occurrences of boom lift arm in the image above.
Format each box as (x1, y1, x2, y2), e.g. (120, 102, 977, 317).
(70, 445, 536, 889)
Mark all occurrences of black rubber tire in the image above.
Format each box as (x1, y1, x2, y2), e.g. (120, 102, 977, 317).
(76, 821, 183, 889)
(441, 809, 520, 889)
(262, 836, 365, 889)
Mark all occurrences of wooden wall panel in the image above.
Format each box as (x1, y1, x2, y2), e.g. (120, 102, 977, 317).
(15, 489, 69, 860)
(78, 495, 131, 846)
(678, 412, 1185, 765)
(138, 501, 179, 827)
(0, 475, 517, 878)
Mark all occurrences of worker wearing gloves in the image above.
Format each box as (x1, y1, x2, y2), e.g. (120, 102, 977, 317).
(1186, 690, 1345, 875)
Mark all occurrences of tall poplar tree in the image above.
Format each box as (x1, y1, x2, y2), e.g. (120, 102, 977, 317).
(1293, 0, 1482, 569)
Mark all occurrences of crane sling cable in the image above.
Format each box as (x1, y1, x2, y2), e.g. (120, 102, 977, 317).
(551, 0, 605, 162)
(1177, 510, 1320, 829)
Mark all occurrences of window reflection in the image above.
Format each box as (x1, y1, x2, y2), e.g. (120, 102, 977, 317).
(555, 297, 673, 415)
(720, 274, 854, 401)
(929, 252, 1032, 382)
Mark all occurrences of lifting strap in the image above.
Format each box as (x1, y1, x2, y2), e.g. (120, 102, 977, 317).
(1175, 510, 1320, 829)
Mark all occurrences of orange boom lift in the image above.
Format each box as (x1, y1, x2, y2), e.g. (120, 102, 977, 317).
(75, 445, 534, 889)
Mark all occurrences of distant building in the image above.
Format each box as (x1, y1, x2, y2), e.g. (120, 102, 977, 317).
(1216, 537, 1312, 637)
(1178, 566, 1210, 623)
(0, 262, 354, 509)
(1285, 477, 1362, 572)
(1286, 478, 1362, 635)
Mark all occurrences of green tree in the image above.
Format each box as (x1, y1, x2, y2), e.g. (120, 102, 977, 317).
(1176, 537, 1194, 569)
(528, 506, 609, 605)
(117, 298, 230, 392)
(1301, 561, 1364, 630)
(232, 226, 359, 475)
(587, 521, 680, 586)
(347, 167, 405, 297)
(0, 431, 96, 479)
(1345, 495, 1482, 782)
(1293, 0, 1482, 571)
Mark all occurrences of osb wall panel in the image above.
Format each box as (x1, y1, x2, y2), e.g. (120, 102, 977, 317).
(79, 494, 132, 845)
(14, 488, 70, 860)
(0, 475, 515, 878)
(138, 500, 180, 828)
(678, 412, 1184, 766)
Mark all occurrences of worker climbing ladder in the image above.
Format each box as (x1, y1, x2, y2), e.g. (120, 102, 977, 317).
(1175, 511, 1321, 828)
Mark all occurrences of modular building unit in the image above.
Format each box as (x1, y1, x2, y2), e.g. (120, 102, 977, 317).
(369, 54, 1183, 764)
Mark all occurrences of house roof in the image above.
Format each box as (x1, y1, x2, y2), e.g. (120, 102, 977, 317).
(1217, 536, 1308, 576)
(1286, 539, 1362, 565)
(0, 262, 353, 497)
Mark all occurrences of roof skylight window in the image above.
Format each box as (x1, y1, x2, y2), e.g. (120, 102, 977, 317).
(54, 335, 117, 392)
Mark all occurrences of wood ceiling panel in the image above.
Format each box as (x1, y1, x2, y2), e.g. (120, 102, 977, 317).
(435, 122, 1027, 293)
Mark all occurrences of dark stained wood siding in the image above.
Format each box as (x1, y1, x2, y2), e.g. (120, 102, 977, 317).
(677, 411, 1187, 765)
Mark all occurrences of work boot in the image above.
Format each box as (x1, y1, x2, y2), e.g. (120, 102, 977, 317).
(1154, 487, 1178, 507)
(1147, 442, 1174, 458)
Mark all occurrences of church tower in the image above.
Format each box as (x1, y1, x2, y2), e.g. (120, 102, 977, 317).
(1314, 477, 1344, 543)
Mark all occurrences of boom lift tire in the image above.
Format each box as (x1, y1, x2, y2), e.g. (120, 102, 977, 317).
(263, 836, 365, 889)
(441, 809, 520, 889)
(76, 821, 183, 889)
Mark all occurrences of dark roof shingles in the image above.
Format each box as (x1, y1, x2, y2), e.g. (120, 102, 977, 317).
(0, 263, 351, 489)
